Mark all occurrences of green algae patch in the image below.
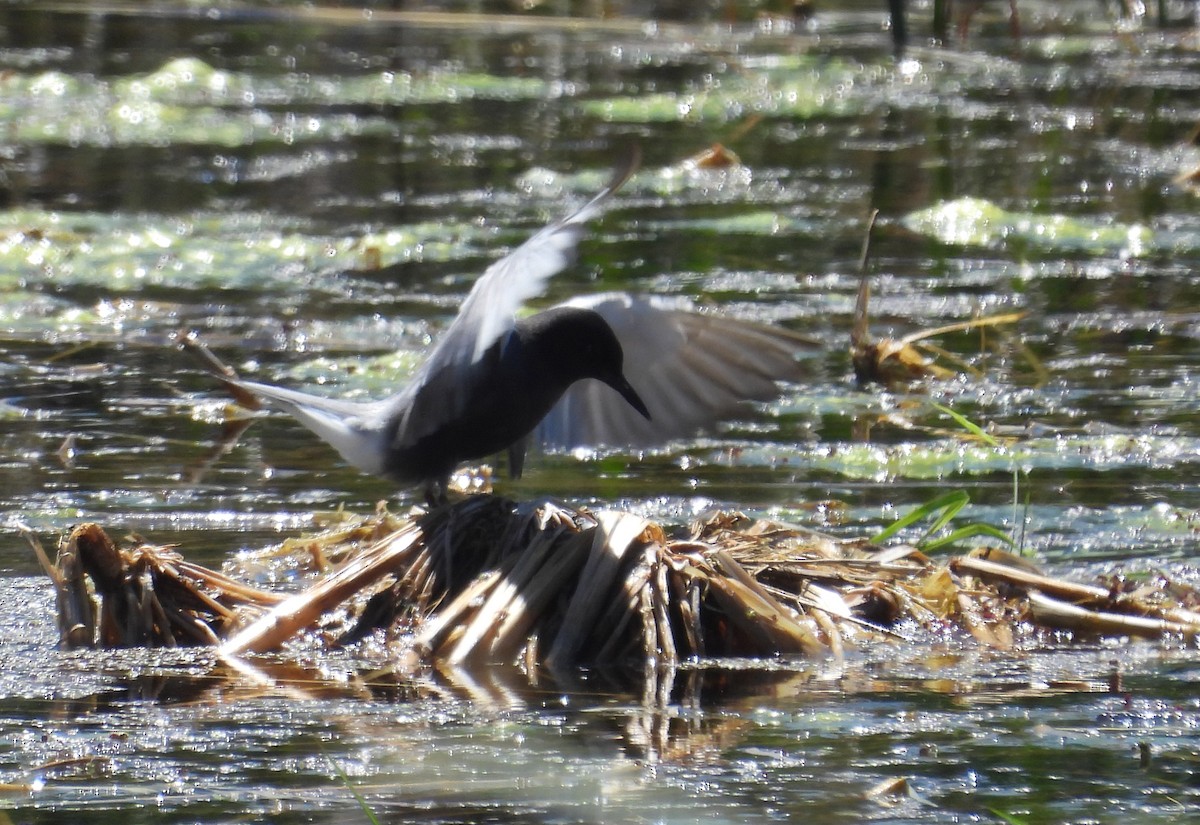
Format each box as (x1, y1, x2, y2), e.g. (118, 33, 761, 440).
(348, 70, 551, 104)
(727, 432, 1200, 482)
(0, 209, 490, 294)
(0, 81, 388, 147)
(657, 210, 798, 235)
(280, 349, 423, 396)
(116, 57, 550, 107)
(0, 287, 200, 340)
(581, 54, 866, 124)
(517, 163, 770, 206)
(114, 56, 252, 106)
(0, 58, 550, 147)
(519, 166, 812, 234)
(902, 197, 1152, 257)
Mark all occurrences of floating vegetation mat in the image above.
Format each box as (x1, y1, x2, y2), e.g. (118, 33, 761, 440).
(25, 495, 1200, 671)
(0, 57, 549, 147)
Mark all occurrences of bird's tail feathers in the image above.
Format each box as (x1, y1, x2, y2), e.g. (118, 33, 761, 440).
(234, 379, 390, 476)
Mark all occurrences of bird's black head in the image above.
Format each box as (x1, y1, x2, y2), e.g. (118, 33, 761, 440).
(519, 306, 651, 420)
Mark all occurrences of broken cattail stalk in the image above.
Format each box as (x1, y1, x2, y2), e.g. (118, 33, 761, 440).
(1027, 591, 1198, 640)
(221, 523, 423, 656)
(546, 511, 652, 666)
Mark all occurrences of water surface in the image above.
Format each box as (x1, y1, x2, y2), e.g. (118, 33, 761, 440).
(1, 1, 1199, 821)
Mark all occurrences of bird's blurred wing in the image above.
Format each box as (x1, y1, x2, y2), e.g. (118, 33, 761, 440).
(535, 293, 819, 450)
(395, 148, 639, 446)
(422, 148, 638, 374)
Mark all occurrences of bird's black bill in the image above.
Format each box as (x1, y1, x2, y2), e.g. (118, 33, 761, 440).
(609, 376, 652, 421)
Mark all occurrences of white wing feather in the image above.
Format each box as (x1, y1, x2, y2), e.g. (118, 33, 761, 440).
(535, 293, 816, 450)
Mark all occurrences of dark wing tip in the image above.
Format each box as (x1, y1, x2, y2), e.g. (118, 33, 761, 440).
(605, 143, 641, 199)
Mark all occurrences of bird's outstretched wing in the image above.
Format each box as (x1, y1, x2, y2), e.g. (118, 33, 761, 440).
(534, 293, 818, 450)
(389, 147, 640, 447)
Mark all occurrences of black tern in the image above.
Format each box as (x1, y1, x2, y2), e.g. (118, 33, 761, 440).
(203, 149, 816, 499)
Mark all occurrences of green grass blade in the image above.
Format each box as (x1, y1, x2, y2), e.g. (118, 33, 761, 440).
(871, 489, 969, 544)
(921, 522, 1014, 553)
(931, 402, 1001, 448)
(919, 490, 970, 541)
(324, 751, 381, 825)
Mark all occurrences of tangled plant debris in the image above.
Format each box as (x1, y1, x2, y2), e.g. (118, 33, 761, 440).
(25, 495, 1200, 673)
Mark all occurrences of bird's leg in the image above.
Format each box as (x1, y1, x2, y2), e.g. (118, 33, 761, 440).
(507, 436, 528, 480)
(423, 476, 449, 508)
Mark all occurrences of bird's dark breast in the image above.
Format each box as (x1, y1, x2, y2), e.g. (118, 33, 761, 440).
(381, 346, 568, 483)
(382, 412, 534, 483)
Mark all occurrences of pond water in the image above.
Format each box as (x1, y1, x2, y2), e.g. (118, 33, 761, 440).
(2, 1, 1200, 822)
